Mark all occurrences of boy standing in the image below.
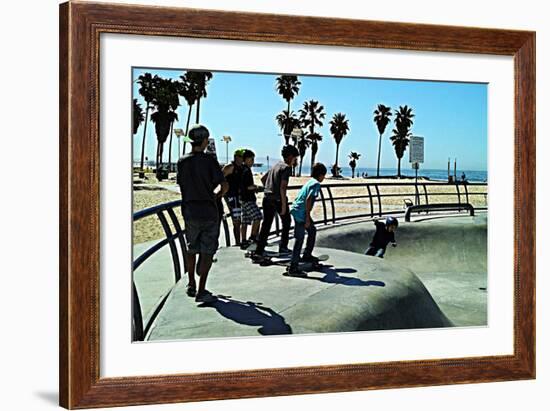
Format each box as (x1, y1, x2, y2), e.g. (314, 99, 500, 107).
(288, 163, 327, 276)
(177, 125, 228, 303)
(239, 149, 263, 248)
(222, 149, 245, 245)
(253, 145, 299, 260)
(365, 217, 398, 258)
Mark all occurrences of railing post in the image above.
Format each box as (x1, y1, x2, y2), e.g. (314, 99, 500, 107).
(374, 184, 382, 216)
(167, 208, 187, 276)
(326, 186, 336, 223)
(463, 182, 470, 205)
(319, 188, 328, 225)
(157, 211, 182, 283)
(422, 184, 429, 205)
(132, 281, 144, 341)
(455, 184, 462, 209)
(366, 184, 374, 218)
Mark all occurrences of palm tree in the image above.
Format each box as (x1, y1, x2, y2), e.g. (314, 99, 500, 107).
(348, 151, 361, 178)
(373, 104, 392, 177)
(308, 132, 323, 174)
(150, 78, 180, 175)
(275, 75, 301, 116)
(299, 100, 326, 166)
(275, 110, 301, 145)
(137, 73, 156, 172)
(178, 72, 200, 155)
(329, 113, 350, 177)
(390, 105, 415, 177)
(186, 71, 213, 123)
(132, 98, 144, 135)
(296, 133, 311, 177)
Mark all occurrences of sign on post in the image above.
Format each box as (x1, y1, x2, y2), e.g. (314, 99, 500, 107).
(206, 138, 217, 160)
(409, 136, 424, 164)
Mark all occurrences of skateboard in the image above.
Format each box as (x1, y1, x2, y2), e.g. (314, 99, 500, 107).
(261, 254, 330, 271)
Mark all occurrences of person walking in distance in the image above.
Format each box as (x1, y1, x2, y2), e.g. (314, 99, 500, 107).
(253, 145, 299, 261)
(177, 125, 228, 303)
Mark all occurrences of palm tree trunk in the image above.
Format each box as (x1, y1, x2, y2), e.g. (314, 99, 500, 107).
(195, 96, 201, 123)
(397, 157, 402, 178)
(310, 146, 317, 176)
(376, 132, 382, 177)
(139, 104, 150, 171)
(352, 167, 355, 178)
(155, 144, 160, 172)
(335, 143, 340, 176)
(183, 104, 193, 155)
(168, 121, 174, 167)
(298, 157, 303, 177)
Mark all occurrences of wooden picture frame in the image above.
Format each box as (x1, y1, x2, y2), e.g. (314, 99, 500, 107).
(59, 1, 535, 408)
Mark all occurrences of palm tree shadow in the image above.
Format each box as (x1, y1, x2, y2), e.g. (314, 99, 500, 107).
(202, 295, 292, 336)
(298, 266, 386, 287)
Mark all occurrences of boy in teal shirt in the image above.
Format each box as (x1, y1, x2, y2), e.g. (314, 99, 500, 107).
(288, 163, 327, 276)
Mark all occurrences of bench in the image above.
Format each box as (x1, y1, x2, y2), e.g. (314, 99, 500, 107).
(405, 203, 474, 222)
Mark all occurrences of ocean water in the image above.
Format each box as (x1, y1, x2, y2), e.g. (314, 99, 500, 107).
(255, 165, 487, 182)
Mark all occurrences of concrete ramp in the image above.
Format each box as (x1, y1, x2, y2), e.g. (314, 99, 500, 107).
(316, 214, 488, 326)
(146, 246, 451, 341)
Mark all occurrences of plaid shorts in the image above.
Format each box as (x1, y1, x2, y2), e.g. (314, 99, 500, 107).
(224, 196, 241, 220)
(241, 200, 263, 224)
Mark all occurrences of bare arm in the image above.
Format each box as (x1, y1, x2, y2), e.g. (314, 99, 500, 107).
(217, 181, 229, 198)
(305, 196, 314, 227)
(280, 179, 289, 215)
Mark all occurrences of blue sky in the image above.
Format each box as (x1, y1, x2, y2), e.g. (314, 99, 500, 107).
(132, 67, 487, 171)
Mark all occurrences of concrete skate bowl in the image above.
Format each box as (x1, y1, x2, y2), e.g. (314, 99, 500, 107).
(316, 213, 488, 326)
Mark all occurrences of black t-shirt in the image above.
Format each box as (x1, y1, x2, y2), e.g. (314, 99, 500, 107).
(225, 162, 243, 197)
(263, 161, 291, 200)
(240, 166, 256, 202)
(176, 152, 225, 221)
(369, 220, 395, 249)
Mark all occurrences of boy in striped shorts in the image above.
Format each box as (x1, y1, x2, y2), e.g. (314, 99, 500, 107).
(240, 149, 263, 249)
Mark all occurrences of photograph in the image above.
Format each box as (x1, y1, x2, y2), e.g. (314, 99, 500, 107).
(131, 67, 488, 342)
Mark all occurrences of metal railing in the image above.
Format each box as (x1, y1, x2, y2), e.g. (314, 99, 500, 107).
(132, 181, 487, 340)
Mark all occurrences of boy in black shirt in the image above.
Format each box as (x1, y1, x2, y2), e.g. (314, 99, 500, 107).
(240, 149, 263, 248)
(365, 217, 398, 258)
(177, 125, 228, 303)
(253, 145, 299, 260)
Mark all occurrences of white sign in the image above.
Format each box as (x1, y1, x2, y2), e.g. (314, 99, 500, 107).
(206, 137, 217, 160)
(409, 136, 424, 163)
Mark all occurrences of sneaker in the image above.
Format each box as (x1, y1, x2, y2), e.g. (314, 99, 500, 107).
(278, 246, 292, 255)
(240, 240, 251, 250)
(251, 252, 268, 264)
(195, 290, 217, 304)
(285, 264, 307, 277)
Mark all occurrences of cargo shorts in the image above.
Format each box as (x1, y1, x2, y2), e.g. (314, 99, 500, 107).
(184, 219, 220, 255)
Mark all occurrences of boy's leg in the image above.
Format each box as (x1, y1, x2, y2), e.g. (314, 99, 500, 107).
(302, 223, 317, 258)
(278, 201, 291, 250)
(232, 218, 241, 245)
(365, 246, 376, 256)
(197, 253, 214, 293)
(240, 223, 248, 245)
(291, 222, 306, 266)
(375, 248, 386, 258)
(256, 198, 276, 254)
(185, 253, 197, 289)
(251, 219, 261, 240)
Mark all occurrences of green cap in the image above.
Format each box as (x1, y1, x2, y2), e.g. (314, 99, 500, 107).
(234, 148, 246, 157)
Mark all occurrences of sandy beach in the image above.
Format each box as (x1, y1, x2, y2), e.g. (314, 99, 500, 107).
(133, 172, 487, 244)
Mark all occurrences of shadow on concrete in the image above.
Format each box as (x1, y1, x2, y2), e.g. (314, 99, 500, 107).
(202, 296, 292, 335)
(299, 265, 386, 288)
